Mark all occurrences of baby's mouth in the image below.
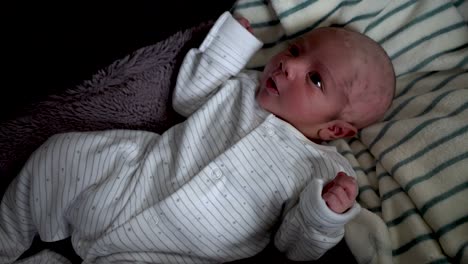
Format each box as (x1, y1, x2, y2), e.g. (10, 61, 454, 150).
(265, 77, 279, 95)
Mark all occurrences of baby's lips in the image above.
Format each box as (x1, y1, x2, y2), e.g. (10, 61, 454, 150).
(266, 77, 279, 95)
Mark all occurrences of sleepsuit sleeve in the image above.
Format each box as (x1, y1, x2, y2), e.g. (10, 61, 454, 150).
(172, 11, 262, 117)
(274, 178, 361, 261)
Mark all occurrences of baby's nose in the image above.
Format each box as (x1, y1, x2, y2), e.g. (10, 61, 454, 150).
(280, 60, 296, 80)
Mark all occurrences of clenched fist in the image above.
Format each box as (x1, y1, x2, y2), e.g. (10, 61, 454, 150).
(322, 172, 358, 214)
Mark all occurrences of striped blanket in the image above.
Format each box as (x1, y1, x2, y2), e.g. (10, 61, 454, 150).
(232, 1, 468, 263)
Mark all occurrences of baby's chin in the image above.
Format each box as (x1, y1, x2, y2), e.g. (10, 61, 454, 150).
(255, 88, 267, 108)
(255, 86, 276, 114)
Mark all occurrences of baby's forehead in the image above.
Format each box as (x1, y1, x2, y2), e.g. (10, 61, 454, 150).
(292, 29, 369, 67)
(290, 27, 387, 80)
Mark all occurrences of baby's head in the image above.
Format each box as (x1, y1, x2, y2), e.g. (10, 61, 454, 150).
(256, 27, 395, 141)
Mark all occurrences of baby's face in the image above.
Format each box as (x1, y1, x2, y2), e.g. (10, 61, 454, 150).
(256, 28, 374, 138)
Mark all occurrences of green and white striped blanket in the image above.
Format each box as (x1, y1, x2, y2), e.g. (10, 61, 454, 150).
(232, 1, 468, 263)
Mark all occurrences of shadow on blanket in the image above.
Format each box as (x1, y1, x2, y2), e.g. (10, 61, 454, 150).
(0, 21, 356, 264)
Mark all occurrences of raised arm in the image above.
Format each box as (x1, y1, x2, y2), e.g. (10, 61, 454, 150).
(274, 172, 360, 261)
(172, 12, 262, 117)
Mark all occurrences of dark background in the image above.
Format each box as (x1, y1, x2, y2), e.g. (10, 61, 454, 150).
(2, 1, 235, 121)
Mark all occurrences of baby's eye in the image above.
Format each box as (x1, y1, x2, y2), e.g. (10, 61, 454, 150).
(308, 72, 322, 89)
(288, 44, 300, 57)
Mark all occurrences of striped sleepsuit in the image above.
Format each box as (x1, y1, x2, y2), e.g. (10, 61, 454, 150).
(0, 12, 360, 264)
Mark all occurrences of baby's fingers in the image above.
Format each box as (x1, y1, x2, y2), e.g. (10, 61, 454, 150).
(322, 192, 341, 213)
(323, 186, 351, 213)
(335, 172, 358, 200)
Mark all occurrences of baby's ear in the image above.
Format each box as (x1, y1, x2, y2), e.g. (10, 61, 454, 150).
(318, 120, 357, 141)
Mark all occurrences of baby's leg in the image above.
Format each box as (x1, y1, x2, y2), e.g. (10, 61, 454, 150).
(0, 132, 85, 262)
(0, 153, 41, 262)
(0, 129, 159, 262)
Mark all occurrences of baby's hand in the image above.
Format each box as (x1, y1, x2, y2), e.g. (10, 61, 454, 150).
(234, 15, 254, 34)
(322, 172, 358, 214)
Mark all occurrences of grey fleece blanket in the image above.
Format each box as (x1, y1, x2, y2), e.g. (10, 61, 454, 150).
(0, 22, 212, 187)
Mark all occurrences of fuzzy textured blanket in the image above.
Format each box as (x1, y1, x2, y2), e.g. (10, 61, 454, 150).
(0, 23, 214, 191)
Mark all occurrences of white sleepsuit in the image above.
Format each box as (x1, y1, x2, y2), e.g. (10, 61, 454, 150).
(0, 12, 359, 264)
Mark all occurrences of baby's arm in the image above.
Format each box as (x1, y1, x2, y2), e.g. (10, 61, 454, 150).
(172, 12, 261, 117)
(274, 172, 360, 261)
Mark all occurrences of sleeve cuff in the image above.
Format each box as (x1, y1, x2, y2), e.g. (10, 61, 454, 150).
(199, 12, 263, 74)
(300, 179, 361, 232)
